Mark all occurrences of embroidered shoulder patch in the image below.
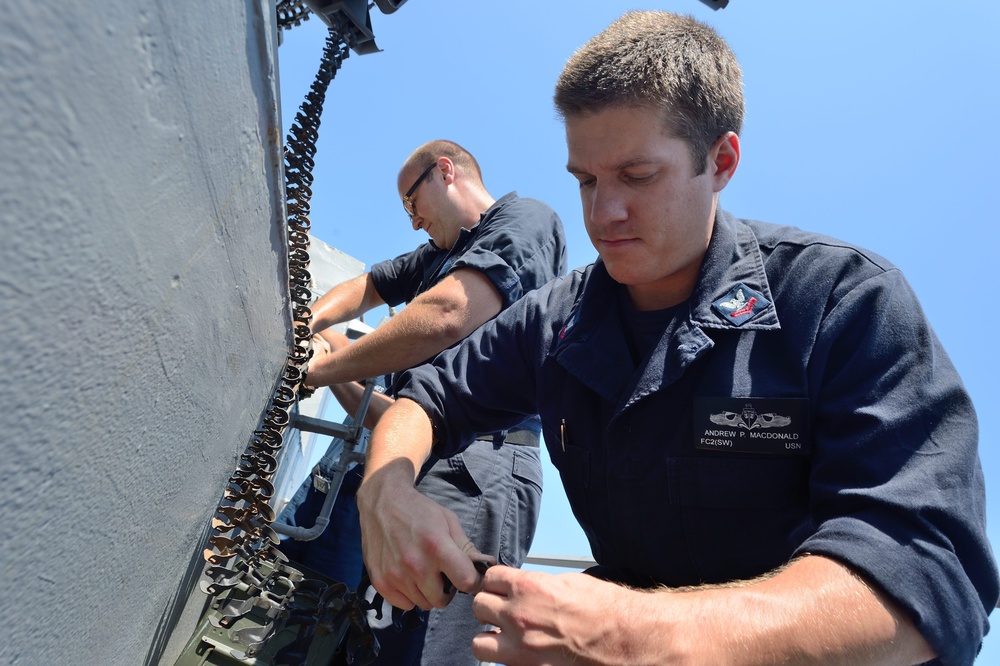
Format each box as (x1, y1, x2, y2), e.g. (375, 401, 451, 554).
(711, 283, 770, 326)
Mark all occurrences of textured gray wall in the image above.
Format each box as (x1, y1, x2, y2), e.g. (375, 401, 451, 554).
(0, 2, 294, 664)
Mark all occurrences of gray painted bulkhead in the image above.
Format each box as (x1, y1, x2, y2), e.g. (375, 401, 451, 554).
(0, 2, 346, 663)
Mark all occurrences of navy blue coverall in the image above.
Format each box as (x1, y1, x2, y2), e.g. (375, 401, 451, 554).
(397, 209, 999, 666)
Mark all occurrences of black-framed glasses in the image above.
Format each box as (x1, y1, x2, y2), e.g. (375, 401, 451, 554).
(401, 162, 437, 218)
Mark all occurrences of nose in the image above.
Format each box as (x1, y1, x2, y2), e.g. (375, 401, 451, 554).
(411, 214, 423, 231)
(587, 181, 628, 227)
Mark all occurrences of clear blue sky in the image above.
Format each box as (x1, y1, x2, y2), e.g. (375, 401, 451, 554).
(276, 1, 1000, 660)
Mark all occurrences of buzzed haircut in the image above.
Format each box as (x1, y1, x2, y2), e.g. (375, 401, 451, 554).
(554, 11, 744, 174)
(405, 139, 484, 183)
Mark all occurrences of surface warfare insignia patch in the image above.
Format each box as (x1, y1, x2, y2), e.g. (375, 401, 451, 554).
(693, 397, 811, 455)
(711, 283, 770, 326)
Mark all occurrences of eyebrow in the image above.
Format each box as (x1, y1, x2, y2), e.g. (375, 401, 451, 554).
(566, 157, 660, 175)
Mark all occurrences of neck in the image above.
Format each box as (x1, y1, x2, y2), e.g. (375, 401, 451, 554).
(626, 286, 690, 312)
(625, 260, 701, 311)
(459, 185, 496, 228)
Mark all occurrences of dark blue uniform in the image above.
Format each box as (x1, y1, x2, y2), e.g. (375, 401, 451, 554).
(397, 209, 998, 666)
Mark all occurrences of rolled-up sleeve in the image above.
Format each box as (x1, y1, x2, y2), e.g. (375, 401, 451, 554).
(369, 245, 432, 307)
(450, 196, 566, 308)
(797, 268, 997, 666)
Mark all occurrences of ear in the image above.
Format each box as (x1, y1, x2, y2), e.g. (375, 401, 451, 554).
(708, 132, 740, 193)
(437, 156, 457, 185)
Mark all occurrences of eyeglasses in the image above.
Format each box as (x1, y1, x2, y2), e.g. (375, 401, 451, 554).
(401, 162, 437, 218)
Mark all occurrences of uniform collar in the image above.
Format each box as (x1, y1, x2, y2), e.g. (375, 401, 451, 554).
(479, 191, 517, 225)
(553, 209, 780, 406)
(690, 208, 780, 331)
(551, 262, 634, 403)
(425, 191, 518, 252)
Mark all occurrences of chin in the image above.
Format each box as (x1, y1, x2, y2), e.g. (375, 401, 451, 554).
(601, 258, 639, 283)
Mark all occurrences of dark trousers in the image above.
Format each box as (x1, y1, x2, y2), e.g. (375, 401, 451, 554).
(366, 438, 543, 666)
(277, 465, 366, 589)
(278, 437, 543, 665)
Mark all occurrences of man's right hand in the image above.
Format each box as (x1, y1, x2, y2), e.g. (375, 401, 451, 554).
(356, 458, 488, 611)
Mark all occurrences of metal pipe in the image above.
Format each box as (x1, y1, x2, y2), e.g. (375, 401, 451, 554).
(272, 380, 375, 541)
(523, 554, 597, 569)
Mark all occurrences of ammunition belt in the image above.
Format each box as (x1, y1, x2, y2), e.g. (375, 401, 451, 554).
(195, 12, 386, 665)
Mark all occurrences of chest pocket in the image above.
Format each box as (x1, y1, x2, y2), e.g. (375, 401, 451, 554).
(671, 454, 812, 584)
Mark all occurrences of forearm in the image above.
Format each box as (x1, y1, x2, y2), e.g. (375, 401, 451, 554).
(327, 380, 393, 430)
(308, 269, 501, 385)
(624, 555, 934, 665)
(308, 308, 452, 384)
(361, 398, 434, 483)
(310, 273, 384, 333)
(357, 397, 486, 610)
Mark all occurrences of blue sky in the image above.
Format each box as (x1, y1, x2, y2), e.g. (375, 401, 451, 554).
(276, 1, 1000, 660)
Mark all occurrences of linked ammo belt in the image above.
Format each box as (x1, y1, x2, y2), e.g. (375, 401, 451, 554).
(475, 430, 540, 447)
(195, 16, 388, 666)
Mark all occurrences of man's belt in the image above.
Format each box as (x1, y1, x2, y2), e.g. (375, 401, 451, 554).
(475, 429, 540, 447)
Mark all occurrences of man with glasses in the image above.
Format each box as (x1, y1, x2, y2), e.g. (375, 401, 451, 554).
(289, 138, 567, 665)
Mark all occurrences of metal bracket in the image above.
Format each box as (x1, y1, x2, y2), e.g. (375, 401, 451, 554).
(303, 0, 408, 55)
(272, 380, 376, 541)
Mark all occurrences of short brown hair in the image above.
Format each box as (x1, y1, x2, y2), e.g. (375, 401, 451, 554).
(554, 11, 744, 174)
